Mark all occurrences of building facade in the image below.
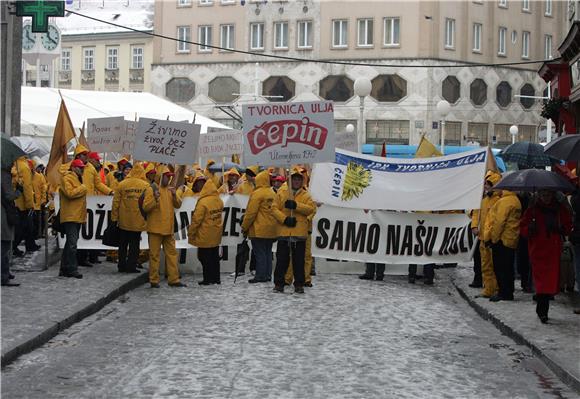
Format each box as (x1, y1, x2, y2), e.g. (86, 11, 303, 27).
(24, 0, 154, 93)
(152, 0, 567, 147)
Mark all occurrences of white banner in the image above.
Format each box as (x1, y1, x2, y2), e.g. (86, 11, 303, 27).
(335, 130, 358, 153)
(86, 116, 125, 153)
(122, 120, 137, 155)
(134, 118, 201, 164)
(55, 194, 248, 249)
(242, 101, 335, 166)
(310, 148, 487, 211)
(198, 129, 243, 159)
(313, 205, 476, 264)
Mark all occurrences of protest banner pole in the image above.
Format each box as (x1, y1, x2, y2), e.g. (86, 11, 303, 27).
(221, 156, 226, 185)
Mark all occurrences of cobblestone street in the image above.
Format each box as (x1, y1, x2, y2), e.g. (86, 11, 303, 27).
(1, 272, 576, 399)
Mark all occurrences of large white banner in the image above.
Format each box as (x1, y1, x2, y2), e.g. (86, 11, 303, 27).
(313, 205, 476, 264)
(86, 117, 125, 153)
(55, 194, 248, 249)
(242, 101, 335, 166)
(134, 118, 201, 164)
(198, 129, 243, 159)
(121, 120, 137, 155)
(310, 148, 487, 211)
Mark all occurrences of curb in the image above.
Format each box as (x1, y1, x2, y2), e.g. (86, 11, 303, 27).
(451, 277, 580, 394)
(1, 272, 148, 368)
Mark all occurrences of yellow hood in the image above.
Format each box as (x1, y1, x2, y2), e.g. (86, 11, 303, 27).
(255, 170, 271, 189)
(246, 165, 260, 176)
(74, 144, 89, 156)
(199, 179, 218, 199)
(485, 170, 502, 186)
(127, 163, 147, 181)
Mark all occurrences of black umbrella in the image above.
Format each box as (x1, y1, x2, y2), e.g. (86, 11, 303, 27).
(499, 141, 560, 168)
(543, 134, 580, 161)
(1, 132, 26, 170)
(494, 169, 576, 192)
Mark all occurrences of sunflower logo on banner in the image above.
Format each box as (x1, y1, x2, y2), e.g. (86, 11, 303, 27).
(341, 161, 372, 201)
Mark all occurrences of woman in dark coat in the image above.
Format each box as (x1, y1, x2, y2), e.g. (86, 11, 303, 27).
(521, 190, 572, 323)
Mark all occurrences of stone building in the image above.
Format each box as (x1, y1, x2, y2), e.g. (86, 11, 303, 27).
(151, 0, 567, 147)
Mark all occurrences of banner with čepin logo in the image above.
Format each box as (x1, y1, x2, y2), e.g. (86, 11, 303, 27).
(242, 101, 335, 167)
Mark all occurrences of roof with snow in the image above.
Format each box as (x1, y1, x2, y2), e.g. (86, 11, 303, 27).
(54, 0, 154, 36)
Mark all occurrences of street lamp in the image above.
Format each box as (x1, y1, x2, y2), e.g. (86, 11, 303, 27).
(345, 123, 355, 134)
(436, 100, 451, 155)
(354, 77, 372, 152)
(509, 125, 518, 144)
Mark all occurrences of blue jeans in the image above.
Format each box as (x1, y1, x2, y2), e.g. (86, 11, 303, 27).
(574, 244, 580, 293)
(61, 222, 81, 274)
(252, 238, 273, 281)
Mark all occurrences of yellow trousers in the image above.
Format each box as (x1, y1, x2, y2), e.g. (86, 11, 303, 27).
(148, 233, 180, 285)
(480, 244, 498, 297)
(285, 235, 313, 285)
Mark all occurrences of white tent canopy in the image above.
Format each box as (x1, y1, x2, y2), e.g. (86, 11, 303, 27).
(20, 86, 229, 148)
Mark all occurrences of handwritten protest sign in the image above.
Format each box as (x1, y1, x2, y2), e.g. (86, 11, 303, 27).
(134, 118, 200, 164)
(242, 101, 335, 166)
(198, 129, 243, 159)
(335, 130, 358, 152)
(86, 117, 124, 153)
(122, 121, 137, 155)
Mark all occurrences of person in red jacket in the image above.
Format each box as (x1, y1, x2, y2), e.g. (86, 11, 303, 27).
(521, 190, 572, 323)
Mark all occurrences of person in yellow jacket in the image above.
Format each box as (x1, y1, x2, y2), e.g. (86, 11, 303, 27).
(178, 171, 203, 200)
(12, 156, 38, 256)
(112, 163, 148, 273)
(272, 168, 316, 294)
(84, 152, 113, 196)
(236, 166, 259, 195)
(483, 190, 521, 302)
(218, 168, 241, 194)
(142, 169, 187, 288)
(233, 166, 259, 276)
(59, 159, 88, 279)
(472, 170, 502, 298)
(188, 176, 224, 285)
(58, 144, 90, 178)
(241, 170, 277, 283)
(204, 159, 221, 188)
(32, 163, 48, 239)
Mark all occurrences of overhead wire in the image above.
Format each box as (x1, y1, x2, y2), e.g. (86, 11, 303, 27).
(65, 9, 560, 69)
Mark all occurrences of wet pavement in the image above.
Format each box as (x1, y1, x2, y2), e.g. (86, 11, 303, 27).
(2, 273, 577, 399)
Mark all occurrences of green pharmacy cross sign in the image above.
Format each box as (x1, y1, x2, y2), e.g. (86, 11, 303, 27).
(16, 1, 65, 33)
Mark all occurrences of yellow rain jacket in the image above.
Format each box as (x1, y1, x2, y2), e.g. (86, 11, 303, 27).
(58, 144, 91, 177)
(241, 171, 278, 238)
(83, 162, 112, 195)
(204, 160, 221, 188)
(472, 170, 502, 239)
(273, 174, 315, 238)
(188, 180, 224, 248)
(112, 164, 148, 232)
(59, 171, 87, 223)
(142, 184, 182, 235)
(484, 191, 522, 249)
(13, 157, 35, 211)
(218, 168, 241, 194)
(177, 185, 196, 200)
(32, 171, 47, 211)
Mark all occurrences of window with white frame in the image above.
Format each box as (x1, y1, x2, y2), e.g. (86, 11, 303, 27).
(522, 31, 530, 58)
(545, 34, 552, 59)
(83, 47, 94, 70)
(522, 0, 530, 11)
(61, 48, 71, 71)
(332, 19, 348, 47)
(106, 47, 118, 70)
(445, 18, 455, 48)
(297, 20, 312, 48)
(177, 0, 191, 6)
(250, 22, 264, 50)
(274, 21, 289, 49)
(220, 24, 234, 50)
(383, 17, 400, 46)
(357, 18, 373, 46)
(473, 23, 482, 52)
(221, 0, 235, 3)
(498, 27, 507, 55)
(545, 0, 552, 15)
(199, 0, 212, 4)
(132, 46, 144, 69)
(177, 26, 191, 52)
(198, 25, 212, 52)
(498, 0, 507, 7)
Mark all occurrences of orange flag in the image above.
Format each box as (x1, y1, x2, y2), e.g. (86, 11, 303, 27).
(78, 121, 90, 150)
(485, 146, 499, 173)
(46, 99, 76, 187)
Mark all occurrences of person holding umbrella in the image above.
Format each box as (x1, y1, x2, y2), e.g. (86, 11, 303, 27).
(521, 190, 572, 323)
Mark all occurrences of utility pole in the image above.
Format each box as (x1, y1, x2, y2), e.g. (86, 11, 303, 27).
(1, 2, 23, 137)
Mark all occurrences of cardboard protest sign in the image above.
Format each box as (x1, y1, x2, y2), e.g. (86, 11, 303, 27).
(198, 129, 243, 159)
(86, 117, 124, 153)
(134, 118, 200, 164)
(122, 121, 137, 155)
(335, 130, 358, 152)
(242, 101, 335, 166)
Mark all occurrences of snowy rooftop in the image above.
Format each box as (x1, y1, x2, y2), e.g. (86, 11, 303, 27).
(52, 0, 154, 36)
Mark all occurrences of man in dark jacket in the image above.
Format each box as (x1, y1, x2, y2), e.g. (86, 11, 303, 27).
(1, 169, 21, 286)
